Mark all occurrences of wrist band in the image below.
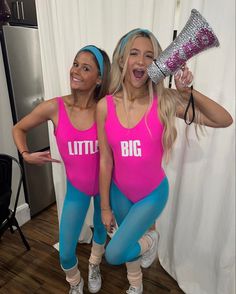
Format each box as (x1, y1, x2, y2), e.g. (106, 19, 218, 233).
(184, 85, 195, 125)
(21, 150, 29, 156)
(101, 207, 111, 211)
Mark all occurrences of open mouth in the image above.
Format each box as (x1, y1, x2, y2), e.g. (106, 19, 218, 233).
(133, 69, 145, 79)
(72, 76, 82, 82)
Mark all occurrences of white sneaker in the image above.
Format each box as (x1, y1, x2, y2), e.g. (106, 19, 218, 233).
(140, 230, 159, 268)
(88, 263, 102, 293)
(69, 278, 84, 294)
(126, 284, 143, 294)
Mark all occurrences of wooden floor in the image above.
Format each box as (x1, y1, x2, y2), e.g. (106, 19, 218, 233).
(0, 204, 184, 294)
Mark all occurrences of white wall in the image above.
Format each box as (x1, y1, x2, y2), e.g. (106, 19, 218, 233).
(0, 44, 30, 225)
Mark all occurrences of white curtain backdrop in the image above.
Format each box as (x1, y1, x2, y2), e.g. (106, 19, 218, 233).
(35, 1, 235, 293)
(158, 1, 235, 294)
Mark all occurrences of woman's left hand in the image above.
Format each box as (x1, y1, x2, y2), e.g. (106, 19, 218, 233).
(174, 64, 193, 93)
(101, 209, 116, 233)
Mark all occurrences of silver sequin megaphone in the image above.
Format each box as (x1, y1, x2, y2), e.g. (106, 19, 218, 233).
(147, 9, 219, 84)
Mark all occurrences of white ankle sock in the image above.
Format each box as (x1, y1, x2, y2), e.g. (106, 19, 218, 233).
(139, 234, 153, 255)
(89, 241, 105, 264)
(62, 263, 81, 286)
(126, 259, 143, 288)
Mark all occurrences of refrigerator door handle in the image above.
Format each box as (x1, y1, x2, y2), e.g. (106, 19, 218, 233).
(20, 1, 25, 20)
(16, 1, 20, 19)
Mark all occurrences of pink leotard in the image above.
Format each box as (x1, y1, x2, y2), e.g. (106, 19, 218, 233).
(105, 95, 166, 202)
(54, 97, 99, 195)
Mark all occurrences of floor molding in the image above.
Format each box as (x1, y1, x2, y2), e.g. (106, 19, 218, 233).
(16, 203, 31, 226)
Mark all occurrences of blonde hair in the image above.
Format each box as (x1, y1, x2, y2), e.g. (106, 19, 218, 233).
(110, 29, 201, 161)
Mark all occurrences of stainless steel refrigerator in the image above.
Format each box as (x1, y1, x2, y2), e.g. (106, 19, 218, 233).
(1, 25, 56, 216)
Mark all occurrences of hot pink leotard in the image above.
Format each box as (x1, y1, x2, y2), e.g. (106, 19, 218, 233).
(54, 97, 99, 195)
(105, 95, 166, 202)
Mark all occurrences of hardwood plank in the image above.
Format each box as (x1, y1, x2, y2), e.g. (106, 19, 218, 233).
(0, 204, 184, 293)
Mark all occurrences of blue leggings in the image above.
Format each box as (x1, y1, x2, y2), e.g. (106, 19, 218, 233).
(105, 177, 169, 265)
(59, 180, 107, 270)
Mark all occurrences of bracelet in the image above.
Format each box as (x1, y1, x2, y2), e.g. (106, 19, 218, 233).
(21, 150, 30, 156)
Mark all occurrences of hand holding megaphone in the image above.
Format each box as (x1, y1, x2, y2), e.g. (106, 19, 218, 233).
(147, 9, 219, 84)
(174, 64, 193, 89)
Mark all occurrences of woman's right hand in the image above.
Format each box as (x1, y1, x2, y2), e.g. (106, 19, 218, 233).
(22, 150, 61, 165)
(101, 209, 116, 233)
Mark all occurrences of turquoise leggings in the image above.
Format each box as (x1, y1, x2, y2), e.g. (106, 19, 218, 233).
(105, 177, 169, 265)
(59, 180, 107, 270)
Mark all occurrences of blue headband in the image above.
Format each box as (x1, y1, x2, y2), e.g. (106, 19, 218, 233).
(120, 28, 151, 52)
(79, 45, 104, 77)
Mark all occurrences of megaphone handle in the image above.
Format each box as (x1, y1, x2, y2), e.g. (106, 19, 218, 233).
(184, 85, 195, 125)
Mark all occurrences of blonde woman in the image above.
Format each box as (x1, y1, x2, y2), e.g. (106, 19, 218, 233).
(96, 29, 232, 294)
